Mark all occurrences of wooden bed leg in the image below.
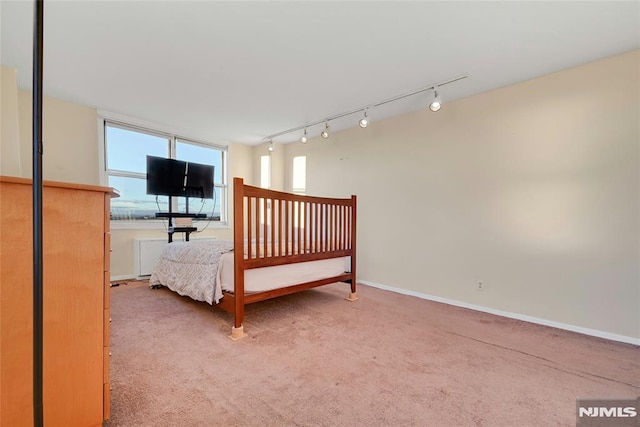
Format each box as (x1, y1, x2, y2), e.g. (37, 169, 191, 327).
(229, 325, 248, 340)
(346, 292, 358, 301)
(346, 278, 358, 301)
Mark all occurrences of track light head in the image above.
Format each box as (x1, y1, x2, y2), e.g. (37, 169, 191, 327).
(267, 140, 274, 152)
(429, 87, 442, 112)
(321, 122, 330, 139)
(300, 128, 308, 144)
(358, 110, 369, 128)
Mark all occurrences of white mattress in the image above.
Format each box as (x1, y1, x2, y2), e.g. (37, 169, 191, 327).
(218, 252, 349, 295)
(149, 240, 349, 305)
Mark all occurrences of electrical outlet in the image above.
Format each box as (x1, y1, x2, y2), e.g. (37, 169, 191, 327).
(477, 281, 484, 291)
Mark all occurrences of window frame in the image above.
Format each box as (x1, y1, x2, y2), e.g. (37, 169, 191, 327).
(98, 112, 229, 230)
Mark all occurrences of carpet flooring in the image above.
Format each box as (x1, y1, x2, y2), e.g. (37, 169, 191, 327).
(104, 280, 638, 426)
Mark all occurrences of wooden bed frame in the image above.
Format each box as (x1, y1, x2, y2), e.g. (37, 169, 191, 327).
(216, 178, 357, 339)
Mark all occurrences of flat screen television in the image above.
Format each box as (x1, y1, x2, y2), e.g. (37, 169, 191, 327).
(146, 156, 214, 199)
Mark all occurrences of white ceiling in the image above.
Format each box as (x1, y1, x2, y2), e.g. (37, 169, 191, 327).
(1, 1, 638, 146)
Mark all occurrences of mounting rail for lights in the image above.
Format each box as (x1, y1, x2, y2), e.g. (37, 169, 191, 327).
(263, 74, 469, 142)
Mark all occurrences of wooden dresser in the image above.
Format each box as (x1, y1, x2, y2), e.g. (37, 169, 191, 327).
(0, 176, 116, 426)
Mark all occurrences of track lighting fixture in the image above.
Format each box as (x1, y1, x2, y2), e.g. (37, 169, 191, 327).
(262, 74, 467, 145)
(429, 87, 442, 112)
(321, 122, 330, 139)
(359, 109, 369, 128)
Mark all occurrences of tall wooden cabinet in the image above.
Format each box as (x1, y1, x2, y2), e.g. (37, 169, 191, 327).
(0, 176, 116, 426)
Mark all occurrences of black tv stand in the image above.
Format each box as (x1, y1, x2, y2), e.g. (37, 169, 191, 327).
(155, 195, 209, 243)
(167, 226, 198, 242)
(155, 212, 207, 219)
(156, 212, 203, 242)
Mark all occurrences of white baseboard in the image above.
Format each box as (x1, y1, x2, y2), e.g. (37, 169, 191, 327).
(110, 274, 136, 282)
(359, 280, 640, 346)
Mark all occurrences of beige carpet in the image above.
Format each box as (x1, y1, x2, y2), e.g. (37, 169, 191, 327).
(104, 280, 638, 426)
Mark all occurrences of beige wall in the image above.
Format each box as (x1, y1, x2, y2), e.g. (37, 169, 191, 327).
(283, 50, 639, 339)
(2, 66, 97, 184)
(17, 90, 99, 185)
(0, 66, 22, 177)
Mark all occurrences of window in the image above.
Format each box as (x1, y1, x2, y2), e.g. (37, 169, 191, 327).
(104, 121, 227, 224)
(175, 139, 224, 219)
(292, 156, 306, 194)
(260, 155, 271, 189)
(292, 156, 306, 228)
(259, 155, 272, 226)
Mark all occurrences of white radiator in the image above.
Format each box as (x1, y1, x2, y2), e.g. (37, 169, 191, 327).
(133, 238, 215, 277)
(133, 238, 168, 277)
